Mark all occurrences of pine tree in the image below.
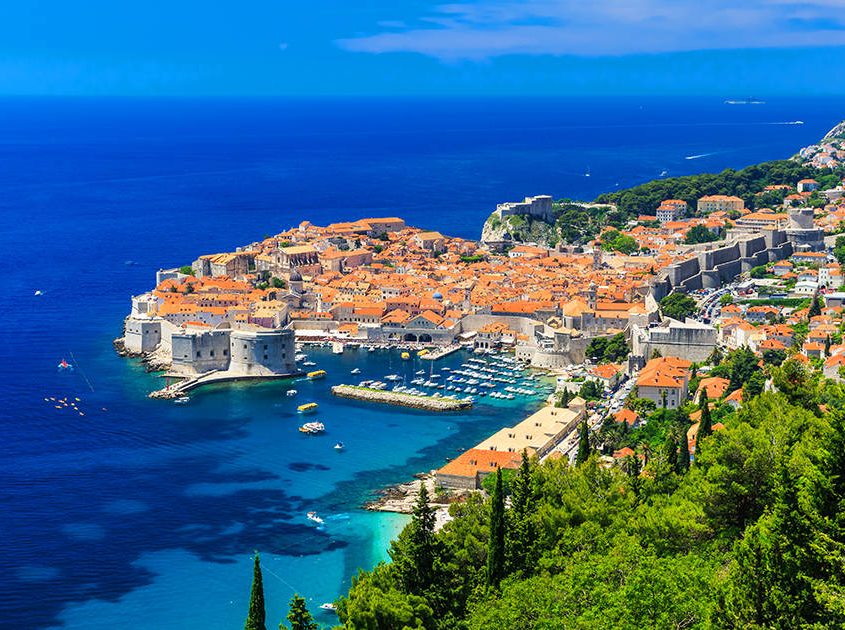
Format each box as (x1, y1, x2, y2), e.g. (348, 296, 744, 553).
(285, 594, 317, 630)
(245, 553, 267, 630)
(678, 429, 691, 473)
(486, 467, 506, 589)
(698, 387, 713, 442)
(390, 484, 438, 596)
(576, 420, 591, 465)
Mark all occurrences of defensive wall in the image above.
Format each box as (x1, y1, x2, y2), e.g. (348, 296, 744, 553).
(650, 229, 795, 301)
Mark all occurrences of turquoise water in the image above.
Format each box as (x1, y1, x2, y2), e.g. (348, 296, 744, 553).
(3, 96, 840, 628)
(47, 346, 545, 628)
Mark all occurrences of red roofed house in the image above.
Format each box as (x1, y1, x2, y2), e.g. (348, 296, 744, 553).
(636, 356, 692, 409)
(436, 449, 522, 490)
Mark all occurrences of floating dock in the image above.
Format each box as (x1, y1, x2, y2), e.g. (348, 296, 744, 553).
(331, 384, 472, 411)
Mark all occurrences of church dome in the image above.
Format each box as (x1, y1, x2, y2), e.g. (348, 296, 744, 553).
(289, 268, 302, 282)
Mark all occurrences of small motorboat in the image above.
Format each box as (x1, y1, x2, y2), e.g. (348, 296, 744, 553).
(350, 368, 361, 375)
(297, 402, 318, 414)
(286, 389, 298, 397)
(307, 370, 327, 380)
(299, 421, 325, 434)
(334, 442, 344, 450)
(174, 396, 190, 405)
(320, 602, 337, 611)
(34, 290, 43, 296)
(401, 352, 410, 360)
(307, 511, 324, 525)
(57, 359, 73, 371)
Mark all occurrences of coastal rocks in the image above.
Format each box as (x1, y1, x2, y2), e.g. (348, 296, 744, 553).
(364, 474, 461, 532)
(331, 384, 472, 411)
(113, 336, 170, 372)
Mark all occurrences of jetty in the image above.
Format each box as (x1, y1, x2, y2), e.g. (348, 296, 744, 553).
(420, 344, 462, 361)
(331, 384, 473, 411)
(149, 370, 302, 399)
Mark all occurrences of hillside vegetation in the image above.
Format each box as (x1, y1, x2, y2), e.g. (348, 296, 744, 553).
(336, 357, 845, 629)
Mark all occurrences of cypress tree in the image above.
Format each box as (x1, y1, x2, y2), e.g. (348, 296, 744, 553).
(285, 594, 317, 630)
(576, 420, 591, 465)
(507, 450, 535, 575)
(486, 467, 506, 589)
(698, 387, 713, 441)
(678, 429, 690, 473)
(664, 434, 678, 471)
(245, 553, 267, 630)
(825, 335, 832, 356)
(809, 294, 822, 318)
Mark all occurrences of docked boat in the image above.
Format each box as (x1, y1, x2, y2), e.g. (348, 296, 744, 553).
(384, 374, 401, 381)
(174, 396, 190, 405)
(300, 421, 325, 434)
(307, 511, 324, 524)
(307, 370, 327, 379)
(418, 349, 429, 357)
(286, 389, 298, 397)
(401, 352, 410, 360)
(303, 360, 317, 367)
(297, 402, 318, 414)
(295, 353, 306, 362)
(332, 341, 344, 354)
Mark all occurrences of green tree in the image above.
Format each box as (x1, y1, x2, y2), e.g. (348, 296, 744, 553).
(284, 594, 317, 630)
(245, 554, 266, 630)
(578, 379, 603, 401)
(576, 420, 591, 465)
(178, 265, 195, 276)
(677, 429, 690, 473)
(685, 224, 720, 244)
(834, 235, 845, 265)
(762, 348, 786, 366)
(507, 451, 535, 577)
(660, 292, 697, 320)
(727, 346, 759, 392)
(720, 293, 734, 306)
(808, 294, 823, 318)
(698, 388, 713, 442)
(391, 485, 440, 597)
(270, 277, 286, 289)
(745, 371, 766, 398)
(486, 468, 506, 589)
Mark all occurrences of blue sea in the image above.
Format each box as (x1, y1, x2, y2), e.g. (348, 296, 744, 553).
(1, 96, 843, 628)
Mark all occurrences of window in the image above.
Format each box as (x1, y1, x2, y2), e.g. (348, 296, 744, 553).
(223, 349, 228, 356)
(263, 354, 268, 361)
(196, 351, 201, 358)
(264, 344, 268, 350)
(210, 350, 214, 357)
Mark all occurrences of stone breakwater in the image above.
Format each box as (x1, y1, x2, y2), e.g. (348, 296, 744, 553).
(331, 385, 473, 411)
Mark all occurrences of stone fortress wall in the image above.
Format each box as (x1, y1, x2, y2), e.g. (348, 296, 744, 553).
(650, 229, 796, 301)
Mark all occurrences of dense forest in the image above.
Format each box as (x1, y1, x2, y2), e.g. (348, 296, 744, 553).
(334, 355, 845, 629)
(594, 159, 842, 217)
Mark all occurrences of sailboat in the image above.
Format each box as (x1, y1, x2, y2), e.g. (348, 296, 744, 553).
(58, 359, 73, 371)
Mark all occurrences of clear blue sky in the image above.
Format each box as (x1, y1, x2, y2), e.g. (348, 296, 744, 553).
(3, 0, 845, 96)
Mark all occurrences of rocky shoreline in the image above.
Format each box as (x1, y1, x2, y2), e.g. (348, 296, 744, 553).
(364, 473, 471, 532)
(113, 336, 171, 372)
(331, 384, 473, 411)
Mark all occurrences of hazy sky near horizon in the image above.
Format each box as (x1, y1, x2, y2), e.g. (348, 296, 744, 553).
(2, 0, 845, 96)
